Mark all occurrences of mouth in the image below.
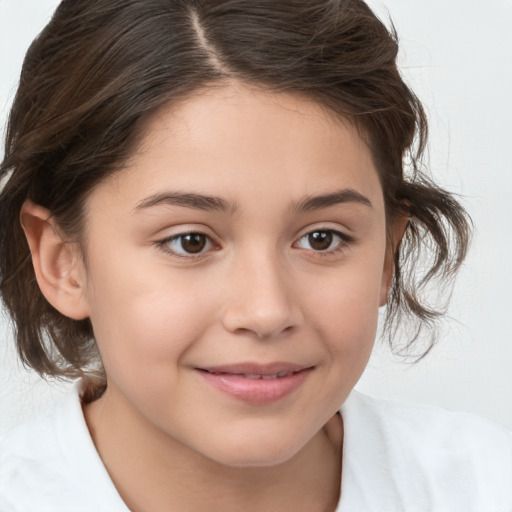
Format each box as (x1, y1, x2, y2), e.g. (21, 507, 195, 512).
(194, 363, 313, 404)
(200, 369, 302, 380)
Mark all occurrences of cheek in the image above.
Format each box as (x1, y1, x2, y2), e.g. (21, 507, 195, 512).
(84, 253, 217, 378)
(85, 269, 219, 421)
(304, 252, 385, 360)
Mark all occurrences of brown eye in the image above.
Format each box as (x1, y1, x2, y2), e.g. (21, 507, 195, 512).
(295, 229, 350, 253)
(180, 234, 207, 253)
(307, 231, 333, 251)
(163, 232, 213, 257)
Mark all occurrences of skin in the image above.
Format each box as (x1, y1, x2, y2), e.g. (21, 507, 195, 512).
(22, 82, 401, 512)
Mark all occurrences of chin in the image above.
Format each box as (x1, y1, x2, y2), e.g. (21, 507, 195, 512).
(201, 434, 304, 469)
(212, 451, 297, 469)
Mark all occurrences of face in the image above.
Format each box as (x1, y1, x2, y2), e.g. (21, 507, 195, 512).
(78, 82, 391, 467)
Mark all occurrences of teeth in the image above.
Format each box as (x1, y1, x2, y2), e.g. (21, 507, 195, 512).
(248, 372, 291, 379)
(204, 370, 295, 378)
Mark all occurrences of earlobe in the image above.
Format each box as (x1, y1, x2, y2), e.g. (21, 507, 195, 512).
(20, 200, 90, 320)
(379, 215, 409, 306)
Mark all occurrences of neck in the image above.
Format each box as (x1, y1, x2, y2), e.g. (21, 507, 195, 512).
(84, 387, 343, 512)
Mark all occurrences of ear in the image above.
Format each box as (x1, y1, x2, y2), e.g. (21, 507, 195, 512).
(379, 215, 409, 306)
(20, 200, 90, 320)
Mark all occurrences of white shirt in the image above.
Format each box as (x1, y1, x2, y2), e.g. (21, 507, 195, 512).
(0, 386, 511, 512)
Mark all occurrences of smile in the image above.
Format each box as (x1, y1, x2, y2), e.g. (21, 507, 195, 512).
(202, 370, 299, 379)
(195, 363, 313, 404)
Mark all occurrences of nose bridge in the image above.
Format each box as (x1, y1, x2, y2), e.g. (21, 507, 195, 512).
(221, 242, 301, 338)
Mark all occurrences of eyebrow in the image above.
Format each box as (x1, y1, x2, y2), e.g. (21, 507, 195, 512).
(135, 192, 238, 213)
(134, 188, 372, 214)
(291, 189, 373, 213)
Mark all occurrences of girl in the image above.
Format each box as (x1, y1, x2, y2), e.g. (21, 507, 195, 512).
(0, 0, 510, 511)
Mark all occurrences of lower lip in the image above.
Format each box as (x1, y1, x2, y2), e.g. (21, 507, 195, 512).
(196, 368, 312, 404)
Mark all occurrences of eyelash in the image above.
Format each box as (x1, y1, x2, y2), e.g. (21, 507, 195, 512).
(158, 232, 218, 259)
(157, 228, 354, 260)
(294, 229, 354, 258)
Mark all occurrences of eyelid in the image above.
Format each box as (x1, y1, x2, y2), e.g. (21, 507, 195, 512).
(156, 228, 220, 259)
(154, 224, 355, 260)
(294, 223, 354, 242)
(293, 226, 355, 255)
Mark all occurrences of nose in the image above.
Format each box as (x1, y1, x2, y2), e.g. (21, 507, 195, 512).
(220, 250, 303, 340)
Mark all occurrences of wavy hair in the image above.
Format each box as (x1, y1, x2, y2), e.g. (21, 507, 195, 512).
(0, 0, 471, 395)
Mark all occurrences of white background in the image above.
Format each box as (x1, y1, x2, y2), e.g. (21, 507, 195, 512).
(0, 0, 511, 434)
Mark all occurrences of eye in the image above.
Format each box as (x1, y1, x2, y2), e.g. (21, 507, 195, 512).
(295, 229, 350, 252)
(161, 232, 214, 257)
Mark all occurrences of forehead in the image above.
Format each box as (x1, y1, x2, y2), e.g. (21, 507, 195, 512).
(89, 82, 383, 215)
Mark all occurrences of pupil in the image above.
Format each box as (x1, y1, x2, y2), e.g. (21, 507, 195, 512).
(309, 231, 332, 251)
(181, 234, 206, 254)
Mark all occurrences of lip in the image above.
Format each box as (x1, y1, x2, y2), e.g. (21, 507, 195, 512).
(195, 362, 313, 404)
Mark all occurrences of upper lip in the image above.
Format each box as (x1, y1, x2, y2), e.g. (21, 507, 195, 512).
(196, 362, 313, 376)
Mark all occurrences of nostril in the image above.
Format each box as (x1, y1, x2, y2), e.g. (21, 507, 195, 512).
(233, 324, 297, 341)
(220, 283, 303, 339)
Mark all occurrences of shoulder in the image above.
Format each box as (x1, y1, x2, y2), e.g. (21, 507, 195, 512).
(0, 384, 128, 512)
(339, 391, 512, 511)
(345, 389, 512, 446)
(0, 389, 76, 480)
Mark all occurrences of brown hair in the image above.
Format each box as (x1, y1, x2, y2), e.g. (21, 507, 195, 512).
(0, 0, 471, 388)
